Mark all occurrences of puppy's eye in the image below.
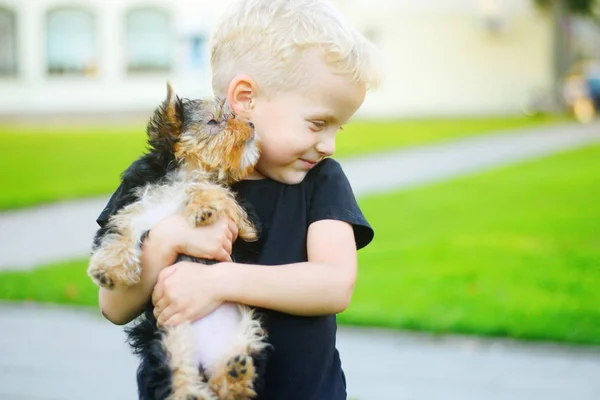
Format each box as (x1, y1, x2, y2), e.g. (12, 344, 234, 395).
(207, 119, 218, 126)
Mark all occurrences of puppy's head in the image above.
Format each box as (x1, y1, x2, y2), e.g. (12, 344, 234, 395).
(148, 83, 260, 182)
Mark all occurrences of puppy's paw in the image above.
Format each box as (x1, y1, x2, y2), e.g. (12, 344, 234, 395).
(238, 224, 258, 242)
(88, 242, 142, 289)
(88, 262, 141, 289)
(188, 204, 219, 227)
(89, 268, 116, 289)
(209, 354, 257, 400)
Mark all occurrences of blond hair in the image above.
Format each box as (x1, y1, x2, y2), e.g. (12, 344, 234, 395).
(209, 0, 381, 97)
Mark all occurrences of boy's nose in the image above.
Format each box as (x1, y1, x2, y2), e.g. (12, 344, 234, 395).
(315, 138, 335, 157)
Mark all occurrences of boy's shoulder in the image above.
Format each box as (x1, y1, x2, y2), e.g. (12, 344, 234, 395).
(304, 157, 374, 250)
(305, 157, 346, 184)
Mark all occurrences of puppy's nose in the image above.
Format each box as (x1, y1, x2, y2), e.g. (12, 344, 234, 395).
(248, 122, 255, 129)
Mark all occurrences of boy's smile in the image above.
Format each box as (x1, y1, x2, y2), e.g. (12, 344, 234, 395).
(237, 54, 367, 184)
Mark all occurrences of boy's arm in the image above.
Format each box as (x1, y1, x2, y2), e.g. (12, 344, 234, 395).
(99, 215, 238, 325)
(153, 218, 357, 326)
(219, 219, 358, 315)
(152, 160, 371, 324)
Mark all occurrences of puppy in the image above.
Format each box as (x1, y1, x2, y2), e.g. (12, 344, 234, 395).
(88, 84, 268, 400)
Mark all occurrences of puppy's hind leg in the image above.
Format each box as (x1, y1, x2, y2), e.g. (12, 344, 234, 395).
(208, 306, 268, 400)
(164, 323, 216, 400)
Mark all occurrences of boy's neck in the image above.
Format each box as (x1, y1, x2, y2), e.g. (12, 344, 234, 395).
(245, 168, 266, 180)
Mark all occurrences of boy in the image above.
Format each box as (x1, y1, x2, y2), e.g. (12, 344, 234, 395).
(97, 0, 380, 398)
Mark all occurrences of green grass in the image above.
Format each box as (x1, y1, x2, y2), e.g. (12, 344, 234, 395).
(1, 142, 599, 345)
(0, 124, 147, 210)
(0, 260, 98, 306)
(0, 114, 566, 210)
(338, 143, 600, 345)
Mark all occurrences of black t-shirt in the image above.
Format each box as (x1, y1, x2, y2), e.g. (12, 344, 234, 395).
(96, 157, 374, 400)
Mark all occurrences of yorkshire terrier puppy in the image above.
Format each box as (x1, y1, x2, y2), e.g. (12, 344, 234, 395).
(87, 83, 268, 400)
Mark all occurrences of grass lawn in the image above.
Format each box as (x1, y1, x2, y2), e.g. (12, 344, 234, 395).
(0, 114, 566, 210)
(340, 143, 600, 345)
(1, 142, 598, 345)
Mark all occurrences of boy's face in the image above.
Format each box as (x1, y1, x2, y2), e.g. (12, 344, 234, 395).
(247, 59, 366, 184)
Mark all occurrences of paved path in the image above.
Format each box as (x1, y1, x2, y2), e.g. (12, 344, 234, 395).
(1, 303, 599, 400)
(1, 122, 600, 270)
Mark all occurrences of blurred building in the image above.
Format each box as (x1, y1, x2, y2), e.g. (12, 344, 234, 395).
(0, 0, 599, 118)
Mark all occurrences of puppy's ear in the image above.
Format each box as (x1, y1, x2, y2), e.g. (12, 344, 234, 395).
(147, 81, 183, 151)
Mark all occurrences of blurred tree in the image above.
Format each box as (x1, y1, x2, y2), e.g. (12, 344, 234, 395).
(534, 0, 598, 17)
(533, 0, 600, 111)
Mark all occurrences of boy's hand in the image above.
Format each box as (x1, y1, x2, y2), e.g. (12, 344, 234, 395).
(152, 214, 239, 262)
(151, 261, 225, 327)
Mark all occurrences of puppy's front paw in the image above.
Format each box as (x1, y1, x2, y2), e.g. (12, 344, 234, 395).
(88, 261, 141, 289)
(238, 224, 258, 242)
(188, 204, 219, 227)
(89, 268, 116, 289)
(88, 241, 142, 289)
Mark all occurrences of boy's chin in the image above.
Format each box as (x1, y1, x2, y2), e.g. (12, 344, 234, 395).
(269, 168, 309, 185)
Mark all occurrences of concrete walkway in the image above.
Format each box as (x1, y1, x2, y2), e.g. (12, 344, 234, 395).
(1, 302, 600, 400)
(1, 121, 600, 270)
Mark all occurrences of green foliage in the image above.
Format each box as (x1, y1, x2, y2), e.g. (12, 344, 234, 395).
(534, 0, 598, 16)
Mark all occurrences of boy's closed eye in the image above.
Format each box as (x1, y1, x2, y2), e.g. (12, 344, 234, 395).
(309, 120, 346, 133)
(310, 120, 327, 130)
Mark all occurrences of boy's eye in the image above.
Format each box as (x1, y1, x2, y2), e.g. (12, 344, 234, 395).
(207, 119, 218, 126)
(311, 121, 326, 129)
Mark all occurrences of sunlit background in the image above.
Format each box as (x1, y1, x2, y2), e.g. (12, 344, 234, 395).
(1, 1, 600, 399)
(0, 0, 599, 116)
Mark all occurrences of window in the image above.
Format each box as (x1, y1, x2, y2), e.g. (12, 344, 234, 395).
(0, 7, 17, 76)
(182, 33, 209, 73)
(46, 8, 97, 76)
(125, 8, 172, 72)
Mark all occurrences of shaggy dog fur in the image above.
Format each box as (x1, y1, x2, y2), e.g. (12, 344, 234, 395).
(88, 84, 269, 400)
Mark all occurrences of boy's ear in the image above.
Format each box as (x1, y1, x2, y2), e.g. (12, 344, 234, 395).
(227, 75, 256, 118)
(148, 81, 183, 147)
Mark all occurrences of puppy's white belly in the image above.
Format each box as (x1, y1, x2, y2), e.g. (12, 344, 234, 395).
(131, 186, 188, 233)
(191, 302, 242, 371)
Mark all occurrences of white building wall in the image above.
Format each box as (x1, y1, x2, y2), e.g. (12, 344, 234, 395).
(0, 0, 557, 117)
(341, 0, 555, 117)
(0, 0, 235, 115)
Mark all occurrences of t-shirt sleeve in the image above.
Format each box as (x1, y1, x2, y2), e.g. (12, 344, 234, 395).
(307, 158, 374, 250)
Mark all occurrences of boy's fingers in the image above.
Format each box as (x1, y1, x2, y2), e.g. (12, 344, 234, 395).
(164, 313, 183, 328)
(153, 266, 177, 305)
(156, 305, 176, 327)
(227, 219, 239, 241)
(152, 283, 162, 306)
(153, 298, 168, 320)
(218, 249, 232, 262)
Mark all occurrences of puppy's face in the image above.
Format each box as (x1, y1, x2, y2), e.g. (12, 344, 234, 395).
(176, 98, 260, 182)
(150, 84, 260, 182)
